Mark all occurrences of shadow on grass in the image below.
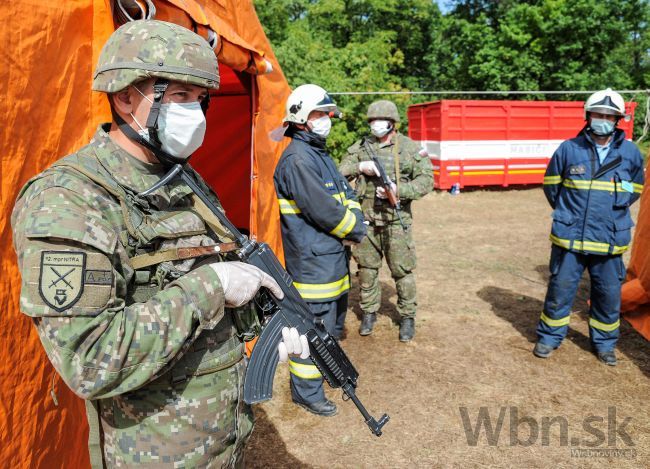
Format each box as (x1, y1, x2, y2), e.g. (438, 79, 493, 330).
(348, 272, 402, 325)
(244, 406, 310, 468)
(478, 264, 650, 377)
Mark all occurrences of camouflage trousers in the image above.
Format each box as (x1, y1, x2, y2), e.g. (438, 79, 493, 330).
(353, 223, 417, 319)
(99, 359, 253, 468)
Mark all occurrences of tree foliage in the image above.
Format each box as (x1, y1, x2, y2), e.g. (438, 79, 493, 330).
(255, 0, 650, 158)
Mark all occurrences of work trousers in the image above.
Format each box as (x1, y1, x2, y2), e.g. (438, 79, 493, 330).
(289, 294, 348, 404)
(537, 246, 624, 352)
(353, 224, 417, 319)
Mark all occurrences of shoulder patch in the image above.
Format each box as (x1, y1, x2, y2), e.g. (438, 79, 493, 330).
(21, 242, 115, 317)
(39, 251, 86, 311)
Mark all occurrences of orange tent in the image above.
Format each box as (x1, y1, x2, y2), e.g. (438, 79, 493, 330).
(621, 152, 650, 340)
(0, 1, 289, 466)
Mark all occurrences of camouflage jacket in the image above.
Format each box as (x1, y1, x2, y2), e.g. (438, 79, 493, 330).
(11, 125, 252, 466)
(339, 132, 433, 226)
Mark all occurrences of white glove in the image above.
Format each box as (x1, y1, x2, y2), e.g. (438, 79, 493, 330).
(376, 182, 397, 199)
(359, 161, 380, 177)
(209, 261, 284, 308)
(278, 327, 310, 362)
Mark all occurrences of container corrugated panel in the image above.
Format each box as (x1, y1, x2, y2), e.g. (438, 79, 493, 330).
(407, 100, 637, 190)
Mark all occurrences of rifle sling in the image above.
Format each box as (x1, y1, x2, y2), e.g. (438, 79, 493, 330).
(130, 243, 239, 270)
(393, 134, 400, 197)
(190, 193, 236, 242)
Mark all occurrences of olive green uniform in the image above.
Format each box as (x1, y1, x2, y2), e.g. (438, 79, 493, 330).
(339, 133, 433, 319)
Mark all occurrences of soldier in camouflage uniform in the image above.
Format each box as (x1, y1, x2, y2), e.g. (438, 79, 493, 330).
(339, 100, 433, 342)
(10, 20, 301, 468)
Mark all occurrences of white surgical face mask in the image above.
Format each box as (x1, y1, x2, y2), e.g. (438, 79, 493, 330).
(308, 115, 332, 138)
(156, 102, 206, 158)
(132, 86, 207, 159)
(370, 120, 392, 138)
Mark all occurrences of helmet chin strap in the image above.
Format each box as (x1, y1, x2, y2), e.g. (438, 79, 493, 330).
(113, 111, 185, 166)
(144, 79, 169, 147)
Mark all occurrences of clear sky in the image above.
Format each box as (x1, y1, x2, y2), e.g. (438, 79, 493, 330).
(436, 0, 453, 14)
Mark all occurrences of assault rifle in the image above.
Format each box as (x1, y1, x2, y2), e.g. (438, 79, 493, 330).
(364, 141, 407, 231)
(140, 164, 389, 437)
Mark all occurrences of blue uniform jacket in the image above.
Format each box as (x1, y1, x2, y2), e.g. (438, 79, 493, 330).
(543, 128, 644, 256)
(274, 130, 367, 302)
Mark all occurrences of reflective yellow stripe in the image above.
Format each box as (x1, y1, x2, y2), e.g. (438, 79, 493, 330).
(614, 182, 644, 194)
(543, 175, 562, 185)
(562, 179, 591, 190)
(334, 192, 361, 211)
(278, 199, 301, 214)
(589, 317, 620, 332)
(346, 200, 361, 211)
(288, 360, 322, 379)
(591, 181, 615, 191)
(549, 234, 571, 249)
(294, 275, 351, 300)
(563, 179, 622, 192)
(550, 235, 628, 255)
(540, 312, 571, 328)
(330, 209, 356, 238)
(573, 240, 610, 254)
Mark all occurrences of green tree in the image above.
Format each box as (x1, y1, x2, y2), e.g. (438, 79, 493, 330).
(255, 0, 650, 150)
(254, 0, 441, 158)
(430, 0, 649, 135)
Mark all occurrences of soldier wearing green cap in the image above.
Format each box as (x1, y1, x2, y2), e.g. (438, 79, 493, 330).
(339, 100, 433, 342)
(10, 20, 305, 467)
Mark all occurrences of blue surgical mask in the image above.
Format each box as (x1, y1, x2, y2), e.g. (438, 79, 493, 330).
(590, 117, 615, 136)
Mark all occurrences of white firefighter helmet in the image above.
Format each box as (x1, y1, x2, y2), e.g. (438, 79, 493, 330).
(584, 88, 626, 119)
(283, 84, 339, 125)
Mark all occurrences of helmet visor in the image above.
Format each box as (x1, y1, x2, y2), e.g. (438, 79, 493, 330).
(587, 106, 623, 117)
(312, 93, 338, 113)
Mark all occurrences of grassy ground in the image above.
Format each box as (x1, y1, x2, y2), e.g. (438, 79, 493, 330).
(245, 187, 650, 468)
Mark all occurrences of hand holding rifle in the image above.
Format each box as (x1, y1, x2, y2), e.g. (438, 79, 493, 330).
(363, 141, 407, 231)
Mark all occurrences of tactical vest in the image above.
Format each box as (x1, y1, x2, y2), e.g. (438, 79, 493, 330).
(51, 155, 247, 382)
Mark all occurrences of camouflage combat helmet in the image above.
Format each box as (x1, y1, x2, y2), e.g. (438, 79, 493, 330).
(367, 100, 400, 123)
(93, 19, 219, 93)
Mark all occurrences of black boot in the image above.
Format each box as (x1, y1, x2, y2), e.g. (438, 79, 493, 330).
(399, 318, 415, 342)
(533, 342, 555, 358)
(359, 313, 377, 336)
(294, 399, 338, 417)
(597, 350, 617, 366)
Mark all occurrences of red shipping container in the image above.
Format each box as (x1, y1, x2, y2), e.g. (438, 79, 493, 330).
(407, 100, 637, 190)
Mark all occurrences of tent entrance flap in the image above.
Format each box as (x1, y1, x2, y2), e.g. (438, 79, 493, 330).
(192, 64, 253, 233)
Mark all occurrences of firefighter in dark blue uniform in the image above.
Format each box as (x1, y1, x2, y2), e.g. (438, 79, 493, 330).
(534, 88, 644, 366)
(274, 84, 367, 416)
